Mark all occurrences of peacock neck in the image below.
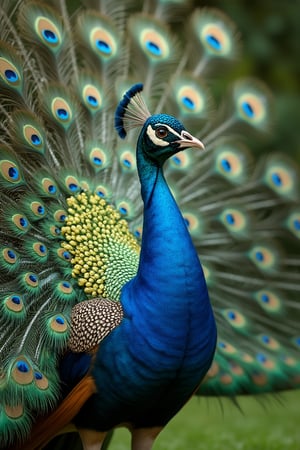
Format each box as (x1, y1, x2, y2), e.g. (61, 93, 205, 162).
(132, 148, 210, 315)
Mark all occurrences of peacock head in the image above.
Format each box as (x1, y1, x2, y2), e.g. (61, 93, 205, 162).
(138, 113, 204, 165)
(115, 83, 204, 166)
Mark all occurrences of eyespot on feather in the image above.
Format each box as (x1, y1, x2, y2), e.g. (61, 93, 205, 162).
(133, 225, 143, 240)
(4, 403, 24, 419)
(169, 151, 193, 171)
(232, 79, 271, 131)
(57, 281, 73, 295)
(216, 151, 242, 178)
(48, 315, 68, 333)
(218, 341, 237, 355)
(94, 184, 112, 200)
(9, 111, 47, 158)
(57, 248, 72, 262)
(248, 244, 278, 272)
(11, 357, 34, 385)
(237, 92, 266, 124)
(222, 309, 247, 329)
(190, 9, 239, 61)
(220, 207, 248, 236)
(176, 84, 206, 115)
(4, 294, 24, 313)
(90, 27, 117, 58)
(240, 352, 254, 364)
(0, 57, 21, 88)
(64, 175, 80, 194)
(76, 9, 121, 65)
(34, 371, 49, 390)
(118, 149, 136, 173)
(115, 200, 135, 219)
(35, 16, 62, 50)
(213, 143, 251, 184)
(128, 15, 174, 65)
(230, 362, 244, 376)
(27, 200, 46, 219)
(254, 289, 282, 313)
(12, 214, 30, 233)
(281, 355, 297, 368)
(258, 334, 280, 351)
(24, 272, 39, 288)
(53, 209, 67, 223)
(83, 84, 103, 111)
(2, 247, 19, 267)
(32, 242, 48, 258)
(88, 147, 110, 171)
(140, 28, 170, 60)
(0, 160, 22, 185)
(251, 371, 268, 387)
(51, 97, 73, 125)
(219, 372, 233, 385)
(200, 23, 232, 56)
(41, 177, 58, 196)
(23, 124, 44, 152)
(50, 225, 61, 237)
(256, 352, 275, 370)
(264, 161, 297, 199)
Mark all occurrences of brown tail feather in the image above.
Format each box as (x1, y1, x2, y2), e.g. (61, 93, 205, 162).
(20, 376, 97, 450)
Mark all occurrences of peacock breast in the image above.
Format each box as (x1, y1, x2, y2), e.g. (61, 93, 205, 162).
(84, 282, 216, 431)
(121, 274, 216, 376)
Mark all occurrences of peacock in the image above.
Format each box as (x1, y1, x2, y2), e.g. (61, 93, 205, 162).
(0, 0, 299, 449)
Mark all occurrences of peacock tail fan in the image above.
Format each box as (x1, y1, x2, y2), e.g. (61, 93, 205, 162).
(0, 0, 299, 447)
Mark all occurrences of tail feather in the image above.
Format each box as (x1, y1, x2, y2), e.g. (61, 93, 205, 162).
(18, 376, 96, 450)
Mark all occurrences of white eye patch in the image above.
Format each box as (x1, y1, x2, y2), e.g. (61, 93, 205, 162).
(146, 125, 168, 146)
(146, 123, 182, 147)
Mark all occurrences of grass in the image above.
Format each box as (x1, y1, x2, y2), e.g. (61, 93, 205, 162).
(109, 390, 300, 449)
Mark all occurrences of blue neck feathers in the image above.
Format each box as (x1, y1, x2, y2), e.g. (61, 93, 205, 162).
(123, 138, 215, 338)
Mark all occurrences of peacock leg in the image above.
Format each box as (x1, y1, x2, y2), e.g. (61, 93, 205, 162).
(78, 428, 108, 450)
(131, 427, 163, 450)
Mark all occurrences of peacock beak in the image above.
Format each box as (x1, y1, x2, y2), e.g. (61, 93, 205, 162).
(176, 131, 205, 150)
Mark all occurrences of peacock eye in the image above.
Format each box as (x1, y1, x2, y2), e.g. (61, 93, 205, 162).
(155, 126, 168, 139)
